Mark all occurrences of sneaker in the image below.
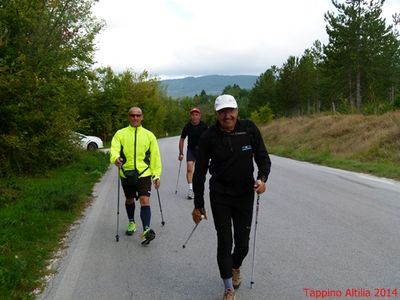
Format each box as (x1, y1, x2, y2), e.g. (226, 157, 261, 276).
(187, 189, 194, 199)
(223, 288, 236, 300)
(141, 227, 156, 245)
(125, 221, 136, 236)
(232, 268, 241, 289)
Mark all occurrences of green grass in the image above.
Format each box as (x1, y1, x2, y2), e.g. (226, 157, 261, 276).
(0, 151, 110, 299)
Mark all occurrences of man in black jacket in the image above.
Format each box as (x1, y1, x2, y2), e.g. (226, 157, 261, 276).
(192, 94, 271, 300)
(178, 107, 208, 199)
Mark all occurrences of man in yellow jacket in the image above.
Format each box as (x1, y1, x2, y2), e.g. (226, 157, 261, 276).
(110, 107, 162, 245)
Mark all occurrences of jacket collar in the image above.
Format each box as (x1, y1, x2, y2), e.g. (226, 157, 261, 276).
(129, 124, 142, 130)
(215, 119, 240, 134)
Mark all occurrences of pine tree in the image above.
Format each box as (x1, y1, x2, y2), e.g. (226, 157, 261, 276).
(248, 66, 278, 115)
(323, 0, 400, 111)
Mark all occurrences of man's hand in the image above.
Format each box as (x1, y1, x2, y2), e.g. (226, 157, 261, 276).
(192, 208, 207, 224)
(153, 178, 160, 189)
(178, 153, 184, 161)
(114, 157, 123, 168)
(254, 179, 267, 194)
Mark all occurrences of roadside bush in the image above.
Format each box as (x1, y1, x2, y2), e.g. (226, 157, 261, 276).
(250, 104, 274, 125)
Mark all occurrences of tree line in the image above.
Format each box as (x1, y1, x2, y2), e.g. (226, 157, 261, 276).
(249, 0, 400, 117)
(1, 0, 399, 176)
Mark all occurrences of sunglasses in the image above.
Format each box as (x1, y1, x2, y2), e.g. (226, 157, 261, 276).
(129, 114, 142, 118)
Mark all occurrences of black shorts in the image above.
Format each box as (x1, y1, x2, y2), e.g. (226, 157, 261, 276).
(186, 148, 198, 162)
(121, 175, 152, 199)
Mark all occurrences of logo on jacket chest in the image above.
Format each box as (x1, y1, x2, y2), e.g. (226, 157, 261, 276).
(241, 145, 252, 152)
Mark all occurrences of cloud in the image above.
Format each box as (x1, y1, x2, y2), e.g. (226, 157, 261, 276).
(92, 0, 400, 79)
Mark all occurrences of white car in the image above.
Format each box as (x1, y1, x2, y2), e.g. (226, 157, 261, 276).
(74, 132, 104, 151)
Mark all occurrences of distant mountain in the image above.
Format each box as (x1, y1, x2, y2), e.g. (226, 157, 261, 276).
(161, 75, 258, 98)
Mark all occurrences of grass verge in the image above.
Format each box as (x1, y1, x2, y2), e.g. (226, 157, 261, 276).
(0, 151, 110, 299)
(268, 146, 400, 180)
(261, 111, 400, 181)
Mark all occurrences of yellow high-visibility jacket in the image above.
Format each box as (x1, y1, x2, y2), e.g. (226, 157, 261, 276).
(110, 125, 162, 180)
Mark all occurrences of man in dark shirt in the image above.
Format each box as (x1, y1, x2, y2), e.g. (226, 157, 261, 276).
(192, 95, 271, 300)
(178, 107, 208, 199)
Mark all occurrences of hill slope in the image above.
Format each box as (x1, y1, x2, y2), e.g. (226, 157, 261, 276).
(161, 74, 258, 98)
(261, 111, 400, 180)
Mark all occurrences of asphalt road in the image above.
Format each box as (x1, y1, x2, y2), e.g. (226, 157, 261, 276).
(37, 136, 400, 300)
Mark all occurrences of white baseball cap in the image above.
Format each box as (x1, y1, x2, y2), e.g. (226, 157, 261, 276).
(214, 94, 238, 111)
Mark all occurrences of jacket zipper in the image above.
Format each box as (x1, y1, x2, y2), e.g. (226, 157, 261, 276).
(134, 127, 137, 170)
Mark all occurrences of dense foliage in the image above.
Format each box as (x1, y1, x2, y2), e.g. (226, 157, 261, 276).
(324, 0, 400, 111)
(0, 1, 173, 176)
(78, 67, 170, 140)
(0, 0, 103, 176)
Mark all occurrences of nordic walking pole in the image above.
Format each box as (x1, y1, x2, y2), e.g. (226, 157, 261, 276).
(115, 168, 121, 242)
(250, 194, 260, 287)
(175, 160, 182, 194)
(182, 215, 204, 248)
(156, 189, 165, 226)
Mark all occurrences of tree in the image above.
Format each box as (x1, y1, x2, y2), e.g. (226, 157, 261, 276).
(297, 43, 325, 114)
(80, 68, 169, 140)
(248, 67, 278, 115)
(323, 0, 399, 111)
(0, 0, 103, 176)
(162, 99, 187, 136)
(276, 56, 302, 115)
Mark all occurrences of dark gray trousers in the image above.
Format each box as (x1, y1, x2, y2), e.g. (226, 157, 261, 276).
(210, 191, 254, 279)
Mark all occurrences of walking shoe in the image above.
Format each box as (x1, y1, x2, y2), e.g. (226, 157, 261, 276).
(223, 288, 236, 300)
(187, 189, 194, 199)
(232, 268, 241, 289)
(125, 221, 136, 236)
(141, 227, 156, 245)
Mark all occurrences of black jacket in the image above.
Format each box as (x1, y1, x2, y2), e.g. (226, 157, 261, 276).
(180, 121, 208, 151)
(193, 119, 271, 209)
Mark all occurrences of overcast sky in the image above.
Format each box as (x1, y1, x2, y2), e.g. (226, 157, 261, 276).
(92, 0, 400, 79)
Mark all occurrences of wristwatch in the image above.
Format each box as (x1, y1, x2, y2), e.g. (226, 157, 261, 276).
(258, 176, 267, 183)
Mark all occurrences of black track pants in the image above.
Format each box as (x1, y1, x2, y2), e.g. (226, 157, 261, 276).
(210, 192, 254, 279)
